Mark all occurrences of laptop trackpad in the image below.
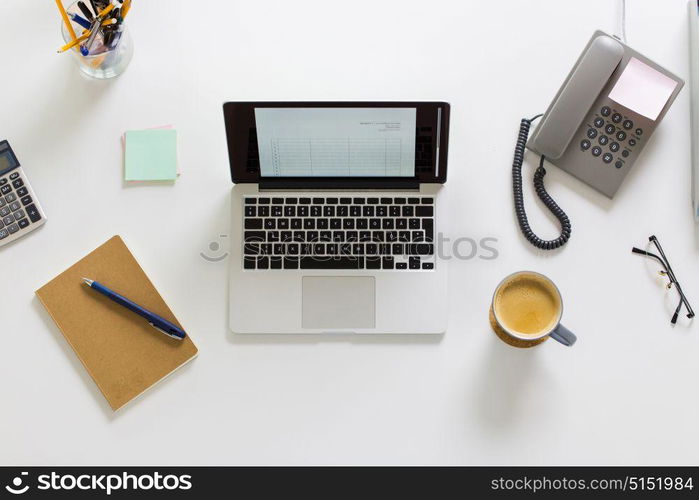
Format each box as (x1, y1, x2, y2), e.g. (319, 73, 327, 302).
(302, 276, 375, 329)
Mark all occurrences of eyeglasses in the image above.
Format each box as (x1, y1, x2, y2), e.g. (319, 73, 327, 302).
(632, 235, 694, 324)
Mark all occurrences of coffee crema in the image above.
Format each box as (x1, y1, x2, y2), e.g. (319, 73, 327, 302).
(493, 273, 562, 336)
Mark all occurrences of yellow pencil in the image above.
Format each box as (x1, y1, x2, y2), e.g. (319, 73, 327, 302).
(121, 0, 132, 19)
(57, 33, 89, 53)
(54, 0, 78, 44)
(97, 2, 116, 19)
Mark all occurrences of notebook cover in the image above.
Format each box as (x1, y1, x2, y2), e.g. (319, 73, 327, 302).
(36, 235, 198, 411)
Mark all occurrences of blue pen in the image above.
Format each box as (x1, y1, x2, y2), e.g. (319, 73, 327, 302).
(82, 278, 187, 340)
(68, 12, 92, 30)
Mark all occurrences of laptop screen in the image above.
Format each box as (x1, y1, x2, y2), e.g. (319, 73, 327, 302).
(254, 108, 416, 177)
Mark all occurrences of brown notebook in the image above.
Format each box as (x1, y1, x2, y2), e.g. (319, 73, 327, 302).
(36, 235, 198, 411)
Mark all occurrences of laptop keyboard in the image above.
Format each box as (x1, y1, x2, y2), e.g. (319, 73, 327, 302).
(242, 196, 435, 270)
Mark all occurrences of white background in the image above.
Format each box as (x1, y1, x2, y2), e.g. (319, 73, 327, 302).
(1, 0, 697, 465)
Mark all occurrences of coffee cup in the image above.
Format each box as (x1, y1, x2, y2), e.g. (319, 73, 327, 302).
(490, 271, 576, 347)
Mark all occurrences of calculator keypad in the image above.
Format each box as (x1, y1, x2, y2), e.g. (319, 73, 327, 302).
(581, 106, 643, 170)
(0, 167, 44, 243)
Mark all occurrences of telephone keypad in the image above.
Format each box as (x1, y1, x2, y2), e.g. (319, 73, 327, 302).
(582, 106, 643, 170)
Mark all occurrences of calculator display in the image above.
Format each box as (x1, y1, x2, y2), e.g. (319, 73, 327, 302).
(0, 149, 18, 174)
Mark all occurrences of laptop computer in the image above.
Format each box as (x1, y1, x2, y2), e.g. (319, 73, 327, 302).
(222, 102, 450, 334)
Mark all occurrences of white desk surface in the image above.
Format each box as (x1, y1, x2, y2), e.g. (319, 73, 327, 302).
(1, 0, 698, 466)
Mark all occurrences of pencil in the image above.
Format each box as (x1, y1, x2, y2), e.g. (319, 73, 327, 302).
(57, 32, 89, 53)
(121, 0, 132, 19)
(54, 0, 78, 44)
(96, 2, 115, 19)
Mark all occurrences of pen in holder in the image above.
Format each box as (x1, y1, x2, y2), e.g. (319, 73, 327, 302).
(57, 1, 133, 79)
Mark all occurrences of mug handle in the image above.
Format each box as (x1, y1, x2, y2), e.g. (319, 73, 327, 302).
(549, 324, 577, 347)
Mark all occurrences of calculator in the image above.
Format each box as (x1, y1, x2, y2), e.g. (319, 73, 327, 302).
(0, 140, 46, 246)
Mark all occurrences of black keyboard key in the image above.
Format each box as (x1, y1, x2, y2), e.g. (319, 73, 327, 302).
(257, 206, 270, 217)
(337, 206, 348, 217)
(408, 197, 419, 204)
(317, 219, 329, 229)
(278, 218, 289, 229)
(356, 219, 368, 229)
(333, 231, 345, 242)
(243, 257, 256, 269)
(313, 197, 324, 204)
(291, 218, 302, 229)
(340, 197, 351, 204)
(382, 219, 394, 230)
(270, 258, 282, 269)
(264, 219, 276, 229)
(281, 231, 292, 242)
(382, 256, 395, 269)
(422, 219, 434, 241)
(284, 206, 296, 217)
(392, 243, 403, 254)
(300, 256, 364, 269)
(17, 187, 28, 198)
(288, 243, 300, 255)
(284, 257, 299, 269)
(244, 231, 266, 241)
(257, 257, 269, 269)
(272, 197, 284, 204)
(274, 243, 285, 255)
(245, 218, 263, 229)
(409, 218, 420, 229)
(258, 197, 270, 204)
(298, 206, 309, 217)
(323, 206, 335, 217)
(330, 218, 341, 229)
(387, 231, 399, 242)
(362, 206, 375, 217)
(408, 243, 434, 255)
(0, 178, 6, 186)
(396, 218, 407, 229)
(244, 206, 256, 217)
(366, 258, 380, 269)
(416, 206, 433, 217)
(421, 198, 434, 204)
(380, 197, 392, 204)
(326, 197, 338, 204)
(272, 206, 283, 216)
(18, 218, 29, 230)
(299, 197, 311, 204)
(12, 178, 23, 189)
(0, 185, 11, 195)
(409, 257, 421, 269)
(292, 231, 305, 242)
(422, 262, 434, 270)
(352, 243, 364, 255)
(261, 243, 273, 255)
(313, 243, 325, 255)
(394, 198, 406, 204)
(389, 206, 400, 217)
(350, 206, 361, 217)
(286, 197, 298, 204)
(343, 219, 355, 229)
(353, 197, 365, 204)
(268, 231, 280, 242)
(346, 231, 358, 242)
(367, 198, 379, 204)
(369, 219, 380, 229)
(327, 243, 338, 255)
(320, 231, 333, 241)
(304, 219, 315, 229)
(310, 206, 322, 217)
(359, 231, 371, 241)
(402, 206, 414, 217)
(244, 198, 256, 204)
(307, 231, 319, 242)
(396, 262, 407, 270)
(244, 243, 260, 255)
(376, 206, 387, 217)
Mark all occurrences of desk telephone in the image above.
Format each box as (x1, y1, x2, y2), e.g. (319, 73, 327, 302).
(513, 30, 684, 250)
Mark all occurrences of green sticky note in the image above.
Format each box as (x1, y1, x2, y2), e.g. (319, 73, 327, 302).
(124, 129, 178, 181)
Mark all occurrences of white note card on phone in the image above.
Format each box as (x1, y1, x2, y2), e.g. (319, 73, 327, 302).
(609, 57, 679, 121)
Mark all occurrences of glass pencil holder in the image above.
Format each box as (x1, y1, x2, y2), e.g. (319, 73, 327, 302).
(60, 2, 133, 79)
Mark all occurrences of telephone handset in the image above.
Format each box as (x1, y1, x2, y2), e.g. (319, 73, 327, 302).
(513, 30, 684, 250)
